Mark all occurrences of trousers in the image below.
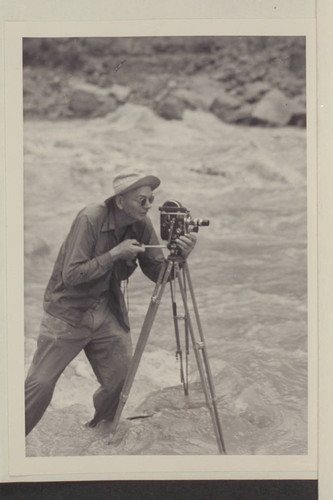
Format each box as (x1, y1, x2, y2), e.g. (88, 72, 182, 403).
(25, 297, 132, 436)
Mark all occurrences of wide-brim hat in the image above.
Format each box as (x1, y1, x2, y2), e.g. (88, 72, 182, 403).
(105, 165, 161, 204)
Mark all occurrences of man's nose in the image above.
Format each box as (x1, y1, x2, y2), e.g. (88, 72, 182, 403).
(143, 198, 153, 208)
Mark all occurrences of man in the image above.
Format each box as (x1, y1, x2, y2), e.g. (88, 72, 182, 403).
(25, 166, 196, 436)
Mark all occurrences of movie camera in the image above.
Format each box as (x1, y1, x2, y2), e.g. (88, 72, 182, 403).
(159, 200, 210, 248)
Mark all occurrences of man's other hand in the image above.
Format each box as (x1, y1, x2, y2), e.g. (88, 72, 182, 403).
(175, 234, 197, 259)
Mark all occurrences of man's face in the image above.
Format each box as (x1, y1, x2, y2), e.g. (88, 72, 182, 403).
(120, 185, 154, 221)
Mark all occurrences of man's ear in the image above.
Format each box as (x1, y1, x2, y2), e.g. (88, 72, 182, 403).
(115, 194, 124, 209)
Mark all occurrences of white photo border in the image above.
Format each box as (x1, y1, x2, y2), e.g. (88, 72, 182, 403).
(4, 19, 317, 480)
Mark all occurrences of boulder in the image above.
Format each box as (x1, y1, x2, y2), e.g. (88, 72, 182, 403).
(155, 96, 185, 120)
(289, 51, 306, 74)
(251, 88, 293, 126)
(68, 88, 119, 118)
(172, 88, 213, 111)
(213, 67, 236, 83)
(94, 97, 118, 117)
(243, 81, 271, 103)
(67, 79, 124, 118)
(288, 94, 306, 127)
(69, 89, 100, 117)
(25, 384, 227, 456)
(209, 90, 242, 123)
(68, 78, 110, 97)
(108, 84, 131, 104)
(229, 103, 254, 124)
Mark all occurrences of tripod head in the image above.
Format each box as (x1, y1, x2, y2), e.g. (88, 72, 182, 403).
(166, 244, 188, 262)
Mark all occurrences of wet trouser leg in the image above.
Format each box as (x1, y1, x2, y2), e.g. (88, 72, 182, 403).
(25, 313, 90, 436)
(25, 300, 132, 435)
(85, 311, 132, 427)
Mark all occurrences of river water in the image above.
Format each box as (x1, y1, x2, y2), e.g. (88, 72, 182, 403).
(24, 104, 308, 455)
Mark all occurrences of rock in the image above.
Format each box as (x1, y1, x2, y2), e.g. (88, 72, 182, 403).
(229, 103, 254, 124)
(25, 404, 93, 457)
(26, 384, 227, 456)
(98, 74, 114, 88)
(94, 96, 118, 117)
(172, 88, 213, 111)
(243, 81, 271, 103)
(288, 94, 306, 127)
(49, 76, 62, 91)
(69, 89, 100, 117)
(155, 96, 185, 120)
(209, 90, 242, 123)
(289, 51, 306, 74)
(213, 68, 236, 82)
(108, 84, 131, 103)
(67, 79, 121, 118)
(251, 88, 293, 126)
(85, 72, 104, 87)
(138, 76, 168, 101)
(68, 78, 110, 97)
(68, 85, 119, 118)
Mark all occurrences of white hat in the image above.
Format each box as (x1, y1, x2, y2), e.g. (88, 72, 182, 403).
(105, 165, 161, 204)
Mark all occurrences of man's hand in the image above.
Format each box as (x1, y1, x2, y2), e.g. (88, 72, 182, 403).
(110, 239, 146, 260)
(175, 234, 197, 259)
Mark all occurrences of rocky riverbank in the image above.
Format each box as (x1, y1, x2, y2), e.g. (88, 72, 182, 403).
(23, 36, 306, 126)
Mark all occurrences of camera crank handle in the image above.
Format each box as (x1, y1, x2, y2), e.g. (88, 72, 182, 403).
(141, 244, 167, 249)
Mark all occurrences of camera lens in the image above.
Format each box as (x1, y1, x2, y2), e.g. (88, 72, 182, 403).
(194, 218, 210, 227)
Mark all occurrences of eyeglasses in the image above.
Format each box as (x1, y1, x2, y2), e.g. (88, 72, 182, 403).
(137, 195, 155, 207)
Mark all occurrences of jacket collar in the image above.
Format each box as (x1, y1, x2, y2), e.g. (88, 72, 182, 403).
(101, 204, 137, 238)
(101, 204, 116, 232)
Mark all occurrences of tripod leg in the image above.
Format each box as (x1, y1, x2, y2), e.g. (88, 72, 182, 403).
(183, 262, 226, 451)
(176, 261, 227, 454)
(108, 259, 174, 441)
(170, 275, 188, 395)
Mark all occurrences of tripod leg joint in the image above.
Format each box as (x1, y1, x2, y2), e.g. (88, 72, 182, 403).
(120, 392, 129, 404)
(195, 341, 205, 351)
(207, 396, 216, 408)
(151, 296, 161, 305)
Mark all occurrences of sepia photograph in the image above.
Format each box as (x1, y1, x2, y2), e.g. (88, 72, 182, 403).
(21, 35, 309, 458)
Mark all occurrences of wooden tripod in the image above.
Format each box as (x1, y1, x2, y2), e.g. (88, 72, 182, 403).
(108, 254, 227, 454)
